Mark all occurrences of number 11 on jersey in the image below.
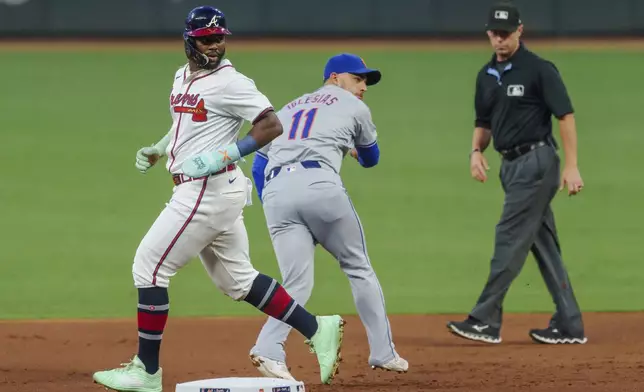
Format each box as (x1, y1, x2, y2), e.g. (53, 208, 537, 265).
(288, 108, 318, 140)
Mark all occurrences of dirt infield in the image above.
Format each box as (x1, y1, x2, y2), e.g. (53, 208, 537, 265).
(1, 312, 642, 392)
(1, 37, 643, 51)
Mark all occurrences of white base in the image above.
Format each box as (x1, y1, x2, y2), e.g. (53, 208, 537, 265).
(176, 377, 305, 392)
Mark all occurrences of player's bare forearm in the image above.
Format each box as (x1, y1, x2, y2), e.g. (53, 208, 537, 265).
(246, 111, 283, 148)
(472, 127, 492, 152)
(558, 113, 578, 168)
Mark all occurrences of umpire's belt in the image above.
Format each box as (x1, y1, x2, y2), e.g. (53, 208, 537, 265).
(265, 160, 322, 182)
(172, 164, 236, 186)
(500, 141, 548, 161)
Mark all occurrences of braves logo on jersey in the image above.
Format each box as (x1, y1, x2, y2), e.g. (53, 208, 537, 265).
(170, 93, 208, 122)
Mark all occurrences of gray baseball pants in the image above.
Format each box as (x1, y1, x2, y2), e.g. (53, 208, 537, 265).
(249, 164, 398, 366)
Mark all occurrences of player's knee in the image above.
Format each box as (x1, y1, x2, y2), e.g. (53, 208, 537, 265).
(344, 269, 376, 282)
(133, 269, 149, 287)
(339, 255, 374, 275)
(132, 248, 170, 288)
(217, 269, 259, 301)
(132, 268, 167, 288)
(223, 286, 249, 301)
(282, 276, 314, 299)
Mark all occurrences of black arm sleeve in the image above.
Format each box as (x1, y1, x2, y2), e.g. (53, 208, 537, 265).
(540, 62, 574, 119)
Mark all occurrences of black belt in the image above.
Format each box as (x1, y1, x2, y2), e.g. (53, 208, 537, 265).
(265, 160, 322, 182)
(499, 141, 548, 161)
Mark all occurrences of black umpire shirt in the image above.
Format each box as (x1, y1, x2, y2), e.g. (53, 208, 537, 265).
(474, 42, 574, 152)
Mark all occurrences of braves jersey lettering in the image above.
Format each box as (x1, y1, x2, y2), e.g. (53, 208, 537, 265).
(261, 84, 377, 174)
(170, 93, 201, 106)
(166, 59, 272, 173)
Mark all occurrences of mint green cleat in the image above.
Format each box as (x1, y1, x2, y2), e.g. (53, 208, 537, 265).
(93, 355, 162, 392)
(305, 315, 346, 384)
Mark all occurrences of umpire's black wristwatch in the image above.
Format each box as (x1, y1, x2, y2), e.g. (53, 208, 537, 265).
(469, 148, 481, 158)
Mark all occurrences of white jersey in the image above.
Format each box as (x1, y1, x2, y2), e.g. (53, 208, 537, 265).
(166, 59, 273, 173)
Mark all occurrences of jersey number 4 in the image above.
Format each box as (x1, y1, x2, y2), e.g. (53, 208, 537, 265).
(288, 108, 318, 140)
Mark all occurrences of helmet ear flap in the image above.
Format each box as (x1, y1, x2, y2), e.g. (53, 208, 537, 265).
(183, 33, 209, 68)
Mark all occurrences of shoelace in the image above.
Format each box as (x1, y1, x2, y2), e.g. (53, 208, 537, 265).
(115, 360, 135, 372)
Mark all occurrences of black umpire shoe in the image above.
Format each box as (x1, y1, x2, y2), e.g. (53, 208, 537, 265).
(529, 327, 588, 345)
(447, 317, 501, 344)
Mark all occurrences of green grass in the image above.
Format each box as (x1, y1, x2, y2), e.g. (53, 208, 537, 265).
(1, 45, 642, 319)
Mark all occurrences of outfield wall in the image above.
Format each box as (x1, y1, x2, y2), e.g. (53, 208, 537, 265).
(1, 0, 643, 38)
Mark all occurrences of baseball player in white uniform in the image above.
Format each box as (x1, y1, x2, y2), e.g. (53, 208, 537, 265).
(92, 7, 345, 392)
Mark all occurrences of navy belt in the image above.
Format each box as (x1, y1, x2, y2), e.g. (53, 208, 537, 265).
(265, 160, 322, 182)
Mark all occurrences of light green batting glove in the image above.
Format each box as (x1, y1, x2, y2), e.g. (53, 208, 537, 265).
(135, 134, 171, 174)
(181, 143, 241, 178)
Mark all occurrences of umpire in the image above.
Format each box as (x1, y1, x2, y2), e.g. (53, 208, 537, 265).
(447, 1, 587, 345)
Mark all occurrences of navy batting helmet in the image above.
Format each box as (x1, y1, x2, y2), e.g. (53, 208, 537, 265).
(183, 6, 232, 68)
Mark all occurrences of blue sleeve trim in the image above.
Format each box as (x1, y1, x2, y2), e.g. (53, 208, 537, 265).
(356, 142, 380, 168)
(236, 135, 260, 157)
(356, 140, 378, 148)
(251, 153, 269, 202)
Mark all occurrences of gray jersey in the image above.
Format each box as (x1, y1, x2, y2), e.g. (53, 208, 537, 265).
(259, 84, 378, 174)
(251, 86, 400, 367)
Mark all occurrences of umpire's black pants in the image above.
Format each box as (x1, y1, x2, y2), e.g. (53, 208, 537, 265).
(469, 143, 585, 336)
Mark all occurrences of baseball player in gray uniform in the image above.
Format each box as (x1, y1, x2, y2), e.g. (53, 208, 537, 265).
(247, 53, 408, 380)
